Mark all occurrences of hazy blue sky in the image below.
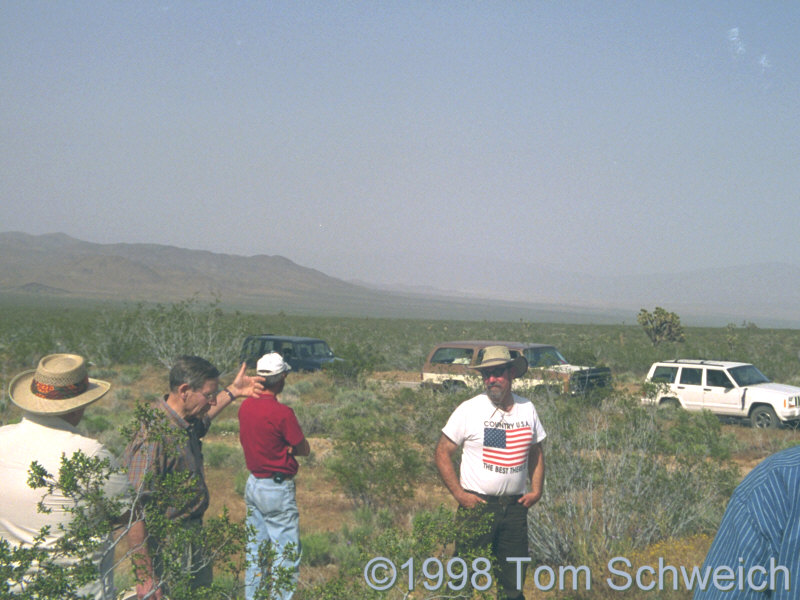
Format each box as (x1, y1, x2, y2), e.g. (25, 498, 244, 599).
(2, 2, 799, 291)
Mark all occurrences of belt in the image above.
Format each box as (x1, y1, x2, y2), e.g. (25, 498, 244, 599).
(257, 472, 295, 483)
(465, 491, 523, 506)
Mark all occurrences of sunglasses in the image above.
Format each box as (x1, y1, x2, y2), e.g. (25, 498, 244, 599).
(480, 366, 508, 378)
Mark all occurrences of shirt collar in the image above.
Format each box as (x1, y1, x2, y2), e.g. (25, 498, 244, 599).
(159, 395, 190, 430)
(253, 390, 278, 401)
(22, 413, 81, 433)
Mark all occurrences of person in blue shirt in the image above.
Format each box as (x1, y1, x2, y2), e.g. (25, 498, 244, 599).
(694, 444, 800, 599)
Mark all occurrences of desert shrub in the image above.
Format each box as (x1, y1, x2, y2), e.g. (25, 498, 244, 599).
(132, 297, 247, 372)
(527, 394, 739, 573)
(118, 366, 141, 386)
(657, 409, 735, 460)
(401, 385, 473, 448)
(323, 342, 382, 385)
(204, 443, 245, 470)
(292, 402, 339, 436)
(298, 506, 493, 600)
(1, 402, 260, 600)
(139, 392, 160, 403)
(285, 379, 316, 395)
(115, 388, 133, 403)
(282, 373, 333, 406)
(72, 306, 147, 366)
(300, 531, 335, 566)
(94, 368, 119, 379)
(325, 393, 425, 510)
(291, 384, 369, 436)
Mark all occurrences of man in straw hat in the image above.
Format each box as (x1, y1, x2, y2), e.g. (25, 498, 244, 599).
(0, 353, 130, 599)
(123, 355, 264, 599)
(435, 345, 546, 600)
(238, 352, 309, 600)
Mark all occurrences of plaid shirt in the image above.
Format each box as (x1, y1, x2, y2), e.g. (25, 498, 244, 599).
(124, 397, 210, 521)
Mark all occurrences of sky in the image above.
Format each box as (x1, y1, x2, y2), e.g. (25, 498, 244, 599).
(2, 2, 799, 293)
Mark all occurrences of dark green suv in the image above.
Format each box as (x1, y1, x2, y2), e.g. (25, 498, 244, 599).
(240, 334, 338, 372)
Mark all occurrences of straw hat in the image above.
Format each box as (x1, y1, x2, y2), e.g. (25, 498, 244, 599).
(8, 354, 111, 416)
(469, 345, 528, 378)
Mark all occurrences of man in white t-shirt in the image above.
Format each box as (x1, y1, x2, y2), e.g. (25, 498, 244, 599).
(435, 346, 546, 600)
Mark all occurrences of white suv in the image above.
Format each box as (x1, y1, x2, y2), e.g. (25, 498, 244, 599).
(642, 359, 800, 428)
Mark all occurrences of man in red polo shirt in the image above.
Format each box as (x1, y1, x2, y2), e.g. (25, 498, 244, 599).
(238, 353, 309, 600)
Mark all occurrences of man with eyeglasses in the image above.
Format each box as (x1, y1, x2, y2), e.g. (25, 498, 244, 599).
(435, 346, 546, 600)
(124, 355, 264, 599)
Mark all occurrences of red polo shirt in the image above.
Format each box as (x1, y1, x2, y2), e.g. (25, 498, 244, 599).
(238, 391, 305, 477)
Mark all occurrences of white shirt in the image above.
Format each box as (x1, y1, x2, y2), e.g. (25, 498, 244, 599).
(442, 393, 546, 496)
(0, 414, 130, 599)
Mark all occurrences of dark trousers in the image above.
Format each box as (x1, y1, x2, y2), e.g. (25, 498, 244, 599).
(455, 496, 528, 600)
(150, 518, 213, 594)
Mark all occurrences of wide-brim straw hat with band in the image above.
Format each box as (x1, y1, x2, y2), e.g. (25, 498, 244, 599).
(469, 345, 529, 378)
(8, 353, 111, 416)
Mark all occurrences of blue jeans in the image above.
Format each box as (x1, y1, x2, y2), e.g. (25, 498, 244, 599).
(244, 474, 301, 600)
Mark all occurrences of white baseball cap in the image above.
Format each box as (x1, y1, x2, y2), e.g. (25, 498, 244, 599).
(256, 352, 292, 376)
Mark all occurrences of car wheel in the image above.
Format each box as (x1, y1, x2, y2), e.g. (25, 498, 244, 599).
(751, 406, 779, 429)
(659, 398, 681, 410)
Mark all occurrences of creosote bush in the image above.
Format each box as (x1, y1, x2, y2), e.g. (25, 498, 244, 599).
(527, 393, 739, 578)
(325, 391, 425, 510)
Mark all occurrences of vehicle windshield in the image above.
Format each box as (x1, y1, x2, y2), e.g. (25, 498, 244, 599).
(295, 341, 333, 358)
(728, 365, 770, 387)
(524, 347, 568, 367)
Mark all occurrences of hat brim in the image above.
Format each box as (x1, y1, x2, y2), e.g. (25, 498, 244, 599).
(470, 356, 529, 378)
(8, 370, 111, 416)
(257, 365, 291, 376)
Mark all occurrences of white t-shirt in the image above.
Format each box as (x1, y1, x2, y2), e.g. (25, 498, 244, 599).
(442, 393, 546, 496)
(0, 414, 130, 600)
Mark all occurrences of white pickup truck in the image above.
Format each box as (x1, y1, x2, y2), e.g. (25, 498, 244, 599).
(641, 359, 800, 428)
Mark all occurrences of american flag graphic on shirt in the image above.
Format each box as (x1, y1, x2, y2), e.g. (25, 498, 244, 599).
(483, 426, 533, 467)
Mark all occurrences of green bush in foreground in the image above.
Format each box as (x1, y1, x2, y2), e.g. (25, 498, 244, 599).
(297, 506, 494, 600)
(0, 403, 291, 600)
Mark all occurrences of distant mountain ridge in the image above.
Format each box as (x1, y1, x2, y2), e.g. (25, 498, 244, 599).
(1, 232, 799, 327)
(0, 231, 380, 311)
(1, 231, 601, 322)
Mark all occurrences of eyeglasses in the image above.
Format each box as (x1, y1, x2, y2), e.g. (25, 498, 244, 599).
(480, 366, 508, 379)
(195, 389, 217, 402)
